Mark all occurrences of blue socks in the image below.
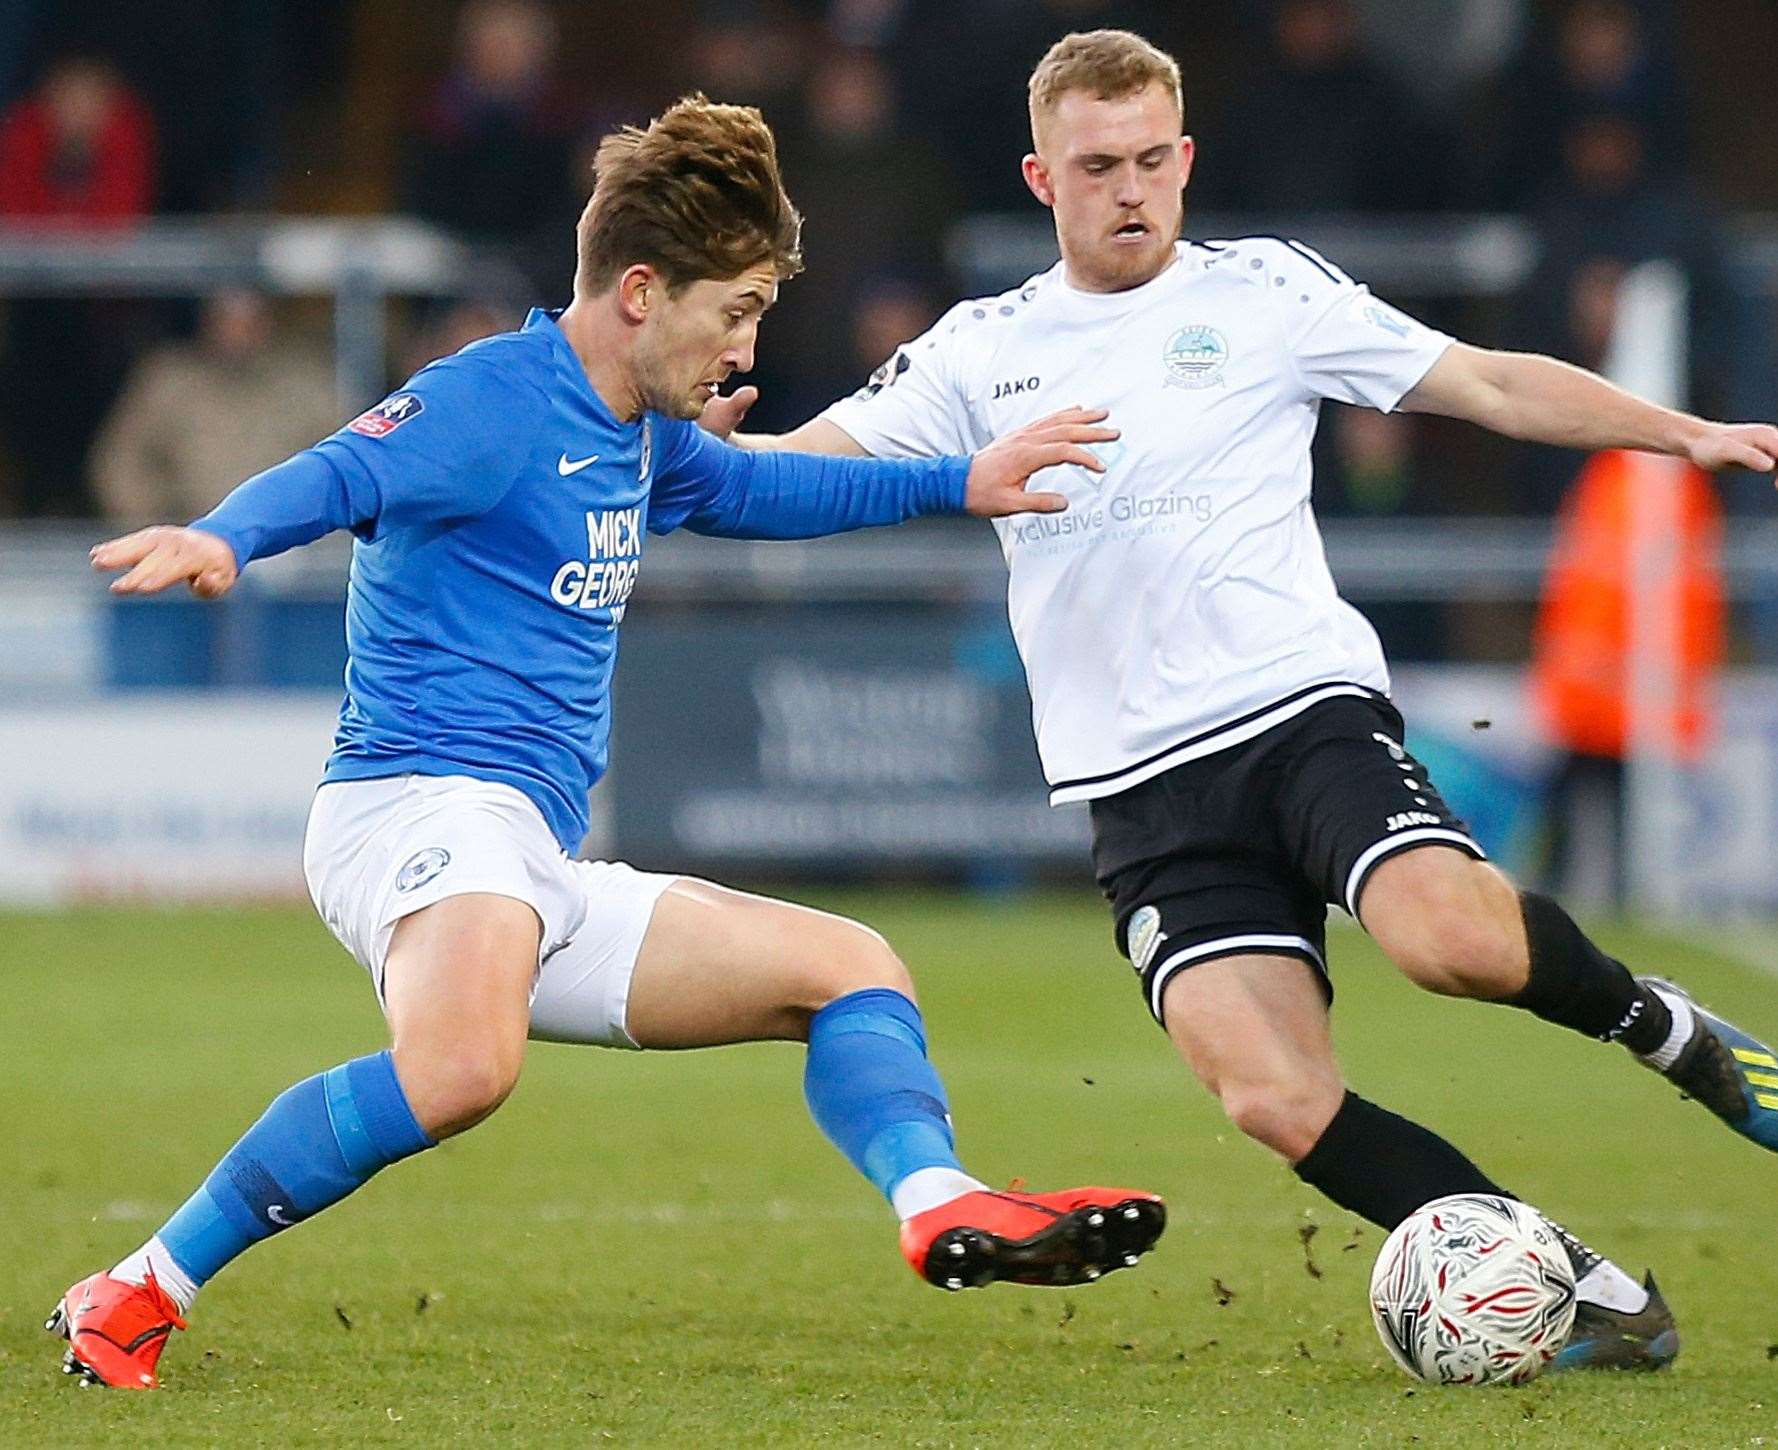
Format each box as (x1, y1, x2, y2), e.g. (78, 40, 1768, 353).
(155, 1050, 433, 1288)
(803, 988, 967, 1204)
(134, 993, 961, 1305)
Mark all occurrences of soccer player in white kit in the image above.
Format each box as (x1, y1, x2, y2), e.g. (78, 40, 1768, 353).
(705, 30, 1778, 1370)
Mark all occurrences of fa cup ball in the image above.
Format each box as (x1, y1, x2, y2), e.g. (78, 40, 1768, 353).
(1369, 1193, 1578, 1386)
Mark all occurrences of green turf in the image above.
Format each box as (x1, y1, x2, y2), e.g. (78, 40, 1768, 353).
(5, 893, 1778, 1446)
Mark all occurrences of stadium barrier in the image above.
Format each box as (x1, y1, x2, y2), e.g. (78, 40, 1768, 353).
(9, 217, 1778, 912)
(11, 514, 1778, 909)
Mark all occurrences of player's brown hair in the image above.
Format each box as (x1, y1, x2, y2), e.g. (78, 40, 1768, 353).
(575, 94, 804, 295)
(1027, 30, 1184, 139)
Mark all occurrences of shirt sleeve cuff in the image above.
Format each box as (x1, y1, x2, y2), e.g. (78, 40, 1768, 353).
(188, 517, 249, 572)
(931, 456, 970, 514)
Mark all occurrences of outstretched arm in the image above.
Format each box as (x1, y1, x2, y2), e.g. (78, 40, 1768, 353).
(92, 353, 541, 597)
(91, 450, 374, 597)
(653, 410, 1114, 540)
(1400, 342, 1778, 474)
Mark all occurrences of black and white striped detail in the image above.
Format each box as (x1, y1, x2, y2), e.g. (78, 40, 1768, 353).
(1279, 237, 1350, 285)
(1146, 933, 1327, 1024)
(1343, 827, 1486, 921)
(1049, 681, 1383, 806)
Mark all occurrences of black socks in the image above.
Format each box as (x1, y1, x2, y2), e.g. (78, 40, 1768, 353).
(1510, 892, 1671, 1053)
(1292, 1091, 1608, 1287)
(1293, 1091, 1507, 1230)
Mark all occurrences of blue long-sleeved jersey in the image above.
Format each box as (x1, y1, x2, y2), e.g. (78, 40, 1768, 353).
(192, 308, 968, 850)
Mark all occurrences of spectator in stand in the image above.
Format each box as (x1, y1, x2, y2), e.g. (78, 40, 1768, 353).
(768, 272, 943, 429)
(13, 0, 311, 211)
(0, 54, 157, 517)
(89, 290, 338, 527)
(1319, 408, 1421, 519)
(1196, 0, 1446, 213)
(400, 0, 580, 245)
(1347, 0, 1525, 121)
(684, 6, 808, 117)
(755, 45, 956, 427)
(1314, 407, 1450, 658)
(883, 0, 1179, 212)
(1480, 0, 1686, 209)
(1511, 109, 1739, 511)
(0, 53, 153, 224)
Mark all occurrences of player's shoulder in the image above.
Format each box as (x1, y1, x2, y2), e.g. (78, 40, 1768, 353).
(925, 268, 1058, 349)
(1189, 236, 1358, 295)
(441, 324, 553, 379)
(402, 327, 554, 410)
(898, 268, 1061, 397)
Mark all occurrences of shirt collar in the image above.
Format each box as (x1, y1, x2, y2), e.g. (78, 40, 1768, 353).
(1051, 243, 1190, 312)
(524, 307, 623, 425)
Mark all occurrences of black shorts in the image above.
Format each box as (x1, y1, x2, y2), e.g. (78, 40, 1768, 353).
(1089, 691, 1484, 1026)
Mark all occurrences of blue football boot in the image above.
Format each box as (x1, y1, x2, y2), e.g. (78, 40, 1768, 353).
(1639, 977, 1778, 1152)
(1551, 1272, 1679, 1373)
(1543, 1223, 1679, 1374)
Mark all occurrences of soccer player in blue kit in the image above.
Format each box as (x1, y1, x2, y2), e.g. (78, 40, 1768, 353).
(51, 97, 1166, 1390)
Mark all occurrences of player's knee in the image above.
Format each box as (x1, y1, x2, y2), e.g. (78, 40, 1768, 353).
(392, 1035, 524, 1139)
(1219, 1077, 1341, 1163)
(805, 919, 916, 1010)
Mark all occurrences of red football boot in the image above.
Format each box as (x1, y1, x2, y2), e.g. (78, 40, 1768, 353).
(900, 1186, 1166, 1290)
(46, 1270, 187, 1389)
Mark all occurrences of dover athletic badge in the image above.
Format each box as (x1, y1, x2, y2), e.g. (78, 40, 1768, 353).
(1163, 325, 1229, 389)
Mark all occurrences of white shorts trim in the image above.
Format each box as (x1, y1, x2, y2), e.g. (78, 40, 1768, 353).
(1149, 933, 1327, 1022)
(1342, 827, 1486, 920)
(1049, 684, 1378, 807)
(304, 774, 677, 1050)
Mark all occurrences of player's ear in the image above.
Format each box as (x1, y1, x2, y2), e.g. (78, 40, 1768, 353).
(1179, 135, 1196, 187)
(616, 264, 659, 325)
(1022, 153, 1055, 208)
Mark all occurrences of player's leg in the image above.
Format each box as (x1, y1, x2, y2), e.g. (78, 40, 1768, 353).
(1091, 747, 1545, 1259)
(1356, 797, 1778, 1160)
(1256, 698, 1687, 1366)
(527, 871, 1164, 1289)
(1153, 946, 1671, 1368)
(1154, 951, 1507, 1220)
(1275, 696, 1778, 1157)
(1098, 711, 1668, 1369)
(50, 777, 555, 1388)
(51, 894, 533, 1389)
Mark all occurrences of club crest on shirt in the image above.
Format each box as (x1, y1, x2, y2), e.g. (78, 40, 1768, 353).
(1162, 325, 1229, 389)
(347, 393, 425, 438)
(1126, 904, 1167, 976)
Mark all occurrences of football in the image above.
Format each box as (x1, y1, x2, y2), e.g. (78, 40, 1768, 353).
(1369, 1193, 1578, 1386)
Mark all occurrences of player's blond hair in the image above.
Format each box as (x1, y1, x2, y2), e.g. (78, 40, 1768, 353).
(575, 94, 804, 295)
(1027, 30, 1184, 142)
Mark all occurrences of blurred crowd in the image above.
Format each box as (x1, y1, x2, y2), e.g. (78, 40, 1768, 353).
(0, 0, 1769, 537)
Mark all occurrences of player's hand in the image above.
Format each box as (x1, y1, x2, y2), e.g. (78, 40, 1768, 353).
(964, 406, 1118, 518)
(1683, 422, 1778, 474)
(699, 384, 759, 439)
(91, 525, 239, 598)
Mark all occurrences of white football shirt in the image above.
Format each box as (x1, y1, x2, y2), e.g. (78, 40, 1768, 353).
(821, 237, 1454, 804)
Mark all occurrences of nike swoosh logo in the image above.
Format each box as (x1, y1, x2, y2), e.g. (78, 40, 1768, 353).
(557, 453, 600, 476)
(267, 1204, 295, 1227)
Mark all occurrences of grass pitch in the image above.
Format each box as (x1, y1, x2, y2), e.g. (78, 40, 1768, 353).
(5, 891, 1778, 1447)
